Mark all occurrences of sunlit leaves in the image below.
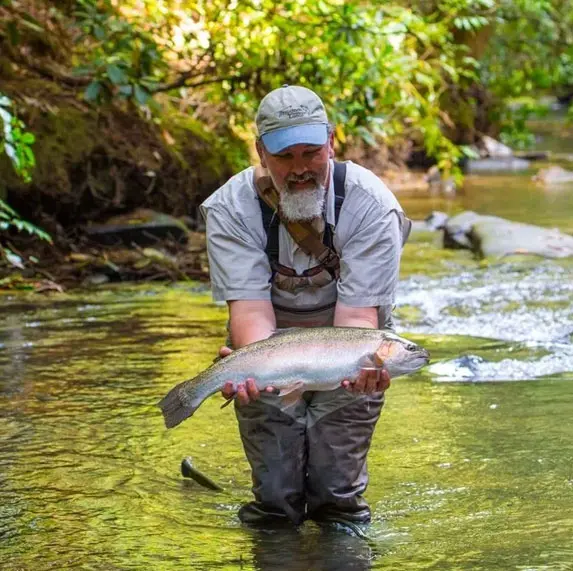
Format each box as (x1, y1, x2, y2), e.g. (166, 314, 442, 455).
(0, 93, 52, 257)
(0, 95, 36, 183)
(73, 0, 166, 106)
(66, 0, 472, 170)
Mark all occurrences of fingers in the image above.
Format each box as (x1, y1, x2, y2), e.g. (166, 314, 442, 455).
(235, 383, 250, 406)
(221, 378, 275, 406)
(377, 369, 391, 392)
(245, 378, 260, 401)
(342, 369, 391, 394)
(221, 381, 235, 399)
(365, 369, 379, 394)
(219, 346, 233, 358)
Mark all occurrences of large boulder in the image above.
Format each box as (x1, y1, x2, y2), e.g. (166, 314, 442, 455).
(442, 211, 503, 250)
(470, 218, 573, 259)
(481, 135, 513, 158)
(438, 210, 573, 259)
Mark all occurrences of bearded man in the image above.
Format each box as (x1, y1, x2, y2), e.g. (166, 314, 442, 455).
(200, 85, 410, 533)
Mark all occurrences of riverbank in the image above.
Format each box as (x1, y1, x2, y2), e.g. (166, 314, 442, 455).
(1, 167, 432, 292)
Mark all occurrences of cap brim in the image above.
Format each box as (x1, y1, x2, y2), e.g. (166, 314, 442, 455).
(261, 124, 328, 154)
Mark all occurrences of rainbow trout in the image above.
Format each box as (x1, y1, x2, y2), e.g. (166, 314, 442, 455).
(158, 327, 429, 429)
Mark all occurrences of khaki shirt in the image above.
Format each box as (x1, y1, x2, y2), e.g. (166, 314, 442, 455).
(200, 160, 407, 329)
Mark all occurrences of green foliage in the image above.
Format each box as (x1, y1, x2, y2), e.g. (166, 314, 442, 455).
(0, 194, 53, 270)
(0, 198, 51, 243)
(498, 100, 546, 150)
(0, 92, 52, 266)
(0, 94, 36, 182)
(73, 0, 167, 106)
(5, 0, 573, 176)
(69, 0, 474, 176)
(476, 1, 573, 104)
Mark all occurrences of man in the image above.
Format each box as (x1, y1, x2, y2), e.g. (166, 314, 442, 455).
(200, 85, 409, 531)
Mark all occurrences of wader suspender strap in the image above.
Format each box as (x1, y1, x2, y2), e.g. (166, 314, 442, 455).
(255, 161, 347, 279)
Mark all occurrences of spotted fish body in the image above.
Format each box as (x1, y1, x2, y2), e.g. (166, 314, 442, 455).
(158, 327, 430, 429)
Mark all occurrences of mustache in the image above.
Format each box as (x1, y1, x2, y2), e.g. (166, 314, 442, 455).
(285, 172, 318, 186)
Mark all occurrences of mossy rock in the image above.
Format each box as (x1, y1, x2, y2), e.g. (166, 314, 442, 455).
(1, 78, 249, 235)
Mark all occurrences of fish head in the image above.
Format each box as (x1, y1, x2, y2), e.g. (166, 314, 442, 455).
(374, 332, 430, 377)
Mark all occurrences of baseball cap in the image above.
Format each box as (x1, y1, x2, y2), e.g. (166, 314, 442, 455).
(255, 85, 329, 154)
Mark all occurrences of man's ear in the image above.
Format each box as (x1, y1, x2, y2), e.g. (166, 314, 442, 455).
(328, 129, 335, 159)
(256, 140, 268, 168)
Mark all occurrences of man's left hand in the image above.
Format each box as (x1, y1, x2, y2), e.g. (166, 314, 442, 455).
(342, 368, 390, 394)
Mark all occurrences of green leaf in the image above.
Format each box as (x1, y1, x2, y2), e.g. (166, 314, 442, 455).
(94, 25, 106, 41)
(118, 84, 133, 97)
(20, 16, 45, 34)
(133, 84, 150, 106)
(107, 64, 127, 85)
(6, 20, 20, 46)
(84, 80, 102, 102)
(0, 198, 18, 216)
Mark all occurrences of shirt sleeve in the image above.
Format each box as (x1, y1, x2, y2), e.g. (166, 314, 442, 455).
(203, 205, 272, 302)
(336, 203, 402, 308)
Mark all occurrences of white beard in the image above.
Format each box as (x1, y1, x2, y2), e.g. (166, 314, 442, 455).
(272, 177, 326, 221)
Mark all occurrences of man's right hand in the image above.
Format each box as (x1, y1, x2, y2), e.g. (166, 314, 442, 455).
(218, 346, 276, 405)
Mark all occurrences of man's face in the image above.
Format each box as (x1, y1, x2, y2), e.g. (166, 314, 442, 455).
(257, 131, 334, 192)
(256, 131, 335, 221)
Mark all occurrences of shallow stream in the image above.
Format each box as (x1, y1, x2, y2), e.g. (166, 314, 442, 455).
(2, 149, 573, 569)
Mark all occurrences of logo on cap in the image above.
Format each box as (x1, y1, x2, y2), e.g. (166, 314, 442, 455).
(278, 105, 311, 120)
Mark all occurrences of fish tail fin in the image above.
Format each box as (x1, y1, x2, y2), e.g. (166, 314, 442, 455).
(158, 386, 196, 429)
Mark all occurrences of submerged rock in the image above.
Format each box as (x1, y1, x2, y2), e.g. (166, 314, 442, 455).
(84, 208, 189, 247)
(465, 157, 530, 173)
(532, 165, 573, 185)
(428, 355, 486, 381)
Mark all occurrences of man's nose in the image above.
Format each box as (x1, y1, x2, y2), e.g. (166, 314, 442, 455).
(290, 156, 308, 176)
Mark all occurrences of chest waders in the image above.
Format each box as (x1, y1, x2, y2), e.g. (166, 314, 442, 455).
(236, 162, 385, 530)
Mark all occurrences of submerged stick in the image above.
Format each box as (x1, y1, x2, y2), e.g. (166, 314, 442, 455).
(180, 457, 224, 491)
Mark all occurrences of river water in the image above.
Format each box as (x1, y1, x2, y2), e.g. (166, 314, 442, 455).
(1, 150, 573, 569)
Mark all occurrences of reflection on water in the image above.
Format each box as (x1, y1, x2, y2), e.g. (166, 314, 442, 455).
(248, 527, 376, 571)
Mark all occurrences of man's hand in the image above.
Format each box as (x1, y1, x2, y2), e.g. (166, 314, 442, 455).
(218, 346, 275, 406)
(342, 368, 391, 394)
(218, 345, 233, 359)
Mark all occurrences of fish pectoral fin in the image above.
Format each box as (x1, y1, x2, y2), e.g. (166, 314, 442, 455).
(277, 381, 305, 406)
(358, 353, 384, 371)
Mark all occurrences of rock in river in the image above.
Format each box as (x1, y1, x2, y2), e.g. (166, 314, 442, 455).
(437, 210, 573, 259)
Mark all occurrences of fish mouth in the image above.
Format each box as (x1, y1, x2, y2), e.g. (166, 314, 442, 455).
(407, 350, 431, 370)
(412, 347, 431, 362)
(394, 348, 430, 373)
